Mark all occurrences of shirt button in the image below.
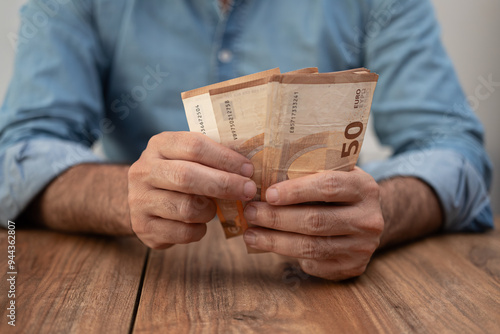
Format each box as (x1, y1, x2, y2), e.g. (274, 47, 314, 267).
(218, 49, 233, 63)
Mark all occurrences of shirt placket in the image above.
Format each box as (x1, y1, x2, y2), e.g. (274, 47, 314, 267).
(211, 0, 247, 82)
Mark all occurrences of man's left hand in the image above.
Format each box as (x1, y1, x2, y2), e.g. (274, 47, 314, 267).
(243, 167, 384, 281)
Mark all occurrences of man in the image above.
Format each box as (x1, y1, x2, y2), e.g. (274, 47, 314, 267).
(0, 0, 493, 280)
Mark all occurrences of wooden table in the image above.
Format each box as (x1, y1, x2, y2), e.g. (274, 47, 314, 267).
(1, 218, 499, 333)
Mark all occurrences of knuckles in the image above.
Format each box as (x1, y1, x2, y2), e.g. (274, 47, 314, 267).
(352, 211, 384, 237)
(179, 195, 215, 223)
(351, 241, 378, 261)
(127, 159, 148, 183)
(298, 237, 321, 258)
(259, 233, 277, 252)
(368, 214, 385, 236)
(303, 209, 328, 235)
(217, 149, 240, 173)
(363, 177, 380, 201)
(216, 172, 232, 196)
(146, 131, 169, 151)
(127, 191, 148, 213)
(264, 207, 282, 230)
(169, 162, 193, 188)
(317, 169, 381, 203)
(298, 259, 318, 274)
(320, 172, 341, 200)
(183, 133, 206, 161)
(178, 195, 197, 221)
(130, 216, 153, 239)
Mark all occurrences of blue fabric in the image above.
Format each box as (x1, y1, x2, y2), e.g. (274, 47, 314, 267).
(0, 0, 493, 231)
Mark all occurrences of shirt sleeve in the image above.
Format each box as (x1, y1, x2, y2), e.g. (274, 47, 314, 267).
(0, 0, 106, 226)
(361, 0, 493, 231)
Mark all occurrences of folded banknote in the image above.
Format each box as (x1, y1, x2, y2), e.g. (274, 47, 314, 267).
(182, 68, 378, 240)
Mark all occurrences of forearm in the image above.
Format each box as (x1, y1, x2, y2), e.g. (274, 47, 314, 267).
(378, 177, 443, 248)
(20, 164, 133, 236)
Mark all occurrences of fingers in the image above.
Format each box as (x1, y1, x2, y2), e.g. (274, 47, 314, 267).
(265, 168, 378, 205)
(128, 186, 214, 247)
(150, 132, 254, 177)
(132, 217, 208, 249)
(148, 159, 257, 201)
(130, 131, 254, 248)
(243, 227, 376, 279)
(241, 168, 383, 281)
(244, 202, 359, 236)
(143, 189, 216, 223)
(298, 259, 368, 281)
(243, 227, 354, 259)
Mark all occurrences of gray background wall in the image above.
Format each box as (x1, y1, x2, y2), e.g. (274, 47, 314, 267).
(1, 1, 499, 214)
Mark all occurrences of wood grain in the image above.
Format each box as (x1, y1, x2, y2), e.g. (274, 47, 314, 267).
(0, 229, 148, 334)
(134, 218, 500, 333)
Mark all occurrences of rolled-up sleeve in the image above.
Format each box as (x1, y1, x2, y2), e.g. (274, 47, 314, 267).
(0, 0, 106, 226)
(362, 0, 493, 231)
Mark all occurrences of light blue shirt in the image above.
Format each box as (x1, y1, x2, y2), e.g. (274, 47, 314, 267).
(0, 0, 493, 231)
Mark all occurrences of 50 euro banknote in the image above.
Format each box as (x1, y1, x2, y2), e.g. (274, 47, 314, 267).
(262, 69, 379, 199)
(182, 68, 378, 239)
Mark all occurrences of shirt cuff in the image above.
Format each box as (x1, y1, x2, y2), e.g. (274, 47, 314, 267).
(0, 139, 102, 227)
(361, 149, 493, 232)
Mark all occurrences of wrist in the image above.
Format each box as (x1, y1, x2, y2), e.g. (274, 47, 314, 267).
(377, 177, 443, 249)
(23, 163, 134, 236)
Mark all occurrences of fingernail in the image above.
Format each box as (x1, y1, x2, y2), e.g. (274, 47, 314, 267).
(244, 205, 257, 221)
(244, 230, 257, 245)
(266, 188, 279, 203)
(244, 181, 257, 199)
(240, 163, 254, 178)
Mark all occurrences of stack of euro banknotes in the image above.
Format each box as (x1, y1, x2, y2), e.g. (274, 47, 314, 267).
(182, 67, 378, 239)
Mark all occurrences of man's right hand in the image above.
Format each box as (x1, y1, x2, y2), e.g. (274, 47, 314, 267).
(127, 132, 256, 249)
